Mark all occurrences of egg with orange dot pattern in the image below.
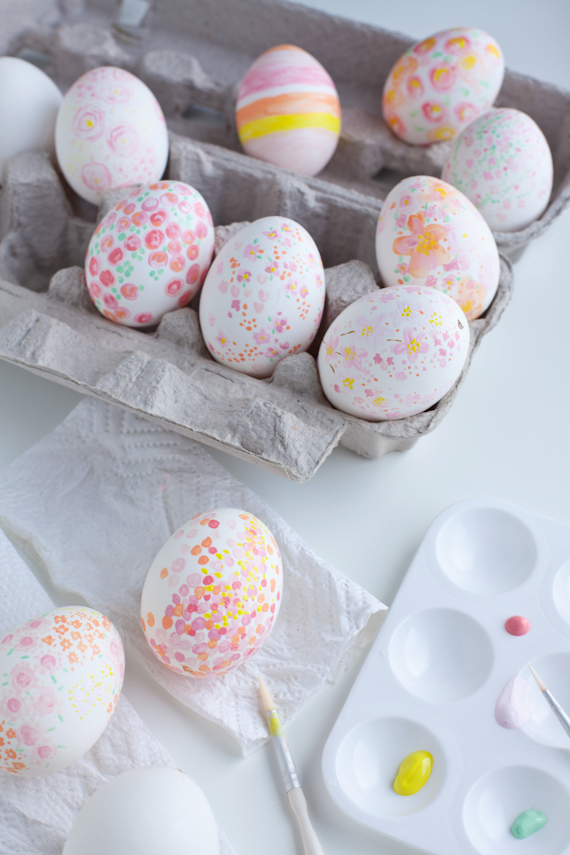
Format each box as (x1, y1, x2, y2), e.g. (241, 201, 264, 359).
(198, 216, 325, 378)
(140, 508, 283, 678)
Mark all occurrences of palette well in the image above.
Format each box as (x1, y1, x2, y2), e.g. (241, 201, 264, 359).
(322, 498, 570, 855)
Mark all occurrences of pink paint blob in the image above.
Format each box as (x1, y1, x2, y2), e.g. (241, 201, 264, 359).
(505, 615, 531, 636)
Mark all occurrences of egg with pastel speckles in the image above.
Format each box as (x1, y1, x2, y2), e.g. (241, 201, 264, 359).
(442, 108, 553, 232)
(236, 44, 341, 176)
(85, 180, 214, 328)
(376, 176, 500, 321)
(317, 284, 469, 421)
(199, 216, 325, 378)
(55, 66, 169, 204)
(383, 27, 504, 145)
(141, 508, 283, 678)
(0, 607, 124, 776)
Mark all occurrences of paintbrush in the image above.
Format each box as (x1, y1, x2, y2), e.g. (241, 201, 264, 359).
(528, 663, 570, 740)
(258, 675, 324, 855)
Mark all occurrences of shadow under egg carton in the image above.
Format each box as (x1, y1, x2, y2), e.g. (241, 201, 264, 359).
(0, 144, 513, 481)
(4, 0, 570, 262)
(323, 499, 570, 855)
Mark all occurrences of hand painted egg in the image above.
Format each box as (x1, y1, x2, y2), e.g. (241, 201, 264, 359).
(236, 44, 341, 177)
(55, 66, 169, 204)
(199, 216, 325, 378)
(442, 108, 553, 232)
(383, 28, 504, 145)
(0, 607, 124, 777)
(141, 508, 283, 678)
(0, 57, 62, 176)
(63, 767, 219, 855)
(85, 180, 214, 327)
(317, 284, 469, 421)
(376, 176, 500, 321)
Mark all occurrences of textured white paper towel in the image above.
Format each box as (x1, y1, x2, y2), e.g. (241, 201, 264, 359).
(0, 528, 237, 855)
(0, 398, 387, 755)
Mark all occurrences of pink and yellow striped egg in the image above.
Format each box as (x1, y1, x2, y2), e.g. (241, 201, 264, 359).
(236, 44, 341, 177)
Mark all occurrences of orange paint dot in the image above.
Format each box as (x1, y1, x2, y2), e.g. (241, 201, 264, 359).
(147, 612, 155, 627)
(160, 568, 168, 579)
(208, 639, 217, 649)
(262, 603, 269, 612)
(173, 604, 184, 617)
(191, 545, 201, 556)
(198, 556, 209, 565)
(238, 626, 246, 636)
(201, 536, 212, 548)
(270, 579, 276, 592)
(205, 619, 215, 630)
(197, 652, 208, 661)
(162, 616, 173, 629)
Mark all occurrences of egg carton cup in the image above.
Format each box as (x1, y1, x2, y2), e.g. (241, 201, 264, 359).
(323, 498, 570, 855)
(3, 0, 570, 262)
(0, 142, 513, 481)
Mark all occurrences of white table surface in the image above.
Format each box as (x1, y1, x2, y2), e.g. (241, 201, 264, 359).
(1, 2, 570, 853)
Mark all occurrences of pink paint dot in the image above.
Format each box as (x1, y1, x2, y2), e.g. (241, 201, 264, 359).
(505, 615, 531, 636)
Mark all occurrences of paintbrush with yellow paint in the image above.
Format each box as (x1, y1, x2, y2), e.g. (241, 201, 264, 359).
(258, 675, 324, 855)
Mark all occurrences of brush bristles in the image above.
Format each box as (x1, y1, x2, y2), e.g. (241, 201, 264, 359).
(258, 674, 276, 712)
(528, 663, 547, 692)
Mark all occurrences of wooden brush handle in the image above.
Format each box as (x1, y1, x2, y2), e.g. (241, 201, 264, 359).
(288, 787, 324, 855)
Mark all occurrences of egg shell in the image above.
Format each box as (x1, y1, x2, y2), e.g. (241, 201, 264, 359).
(0, 606, 124, 777)
(63, 766, 219, 855)
(317, 284, 469, 421)
(442, 108, 553, 232)
(382, 27, 504, 145)
(55, 66, 169, 204)
(85, 180, 214, 327)
(141, 508, 283, 678)
(375, 176, 500, 321)
(199, 216, 325, 378)
(236, 44, 341, 176)
(0, 57, 63, 176)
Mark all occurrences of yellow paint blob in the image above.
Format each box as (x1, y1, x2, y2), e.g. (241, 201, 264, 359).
(393, 751, 433, 795)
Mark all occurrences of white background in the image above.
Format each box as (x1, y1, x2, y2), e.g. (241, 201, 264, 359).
(1, 2, 570, 853)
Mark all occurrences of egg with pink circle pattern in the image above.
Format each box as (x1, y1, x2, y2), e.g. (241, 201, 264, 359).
(141, 508, 283, 678)
(55, 66, 169, 204)
(85, 180, 214, 327)
(199, 216, 325, 378)
(317, 284, 469, 421)
(442, 108, 553, 232)
(0, 606, 124, 777)
(376, 176, 500, 321)
(383, 27, 504, 146)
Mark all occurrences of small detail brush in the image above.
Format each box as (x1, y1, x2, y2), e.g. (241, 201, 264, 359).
(528, 663, 570, 740)
(258, 675, 324, 855)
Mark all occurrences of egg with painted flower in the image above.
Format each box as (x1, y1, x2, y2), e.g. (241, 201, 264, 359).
(0, 607, 124, 776)
(199, 216, 325, 378)
(317, 284, 469, 421)
(376, 176, 500, 320)
(141, 508, 283, 678)
(55, 66, 169, 204)
(383, 27, 504, 145)
(85, 180, 214, 327)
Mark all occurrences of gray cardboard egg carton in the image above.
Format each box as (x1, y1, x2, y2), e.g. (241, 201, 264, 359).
(4, 0, 568, 260)
(0, 0, 517, 482)
(0, 142, 513, 481)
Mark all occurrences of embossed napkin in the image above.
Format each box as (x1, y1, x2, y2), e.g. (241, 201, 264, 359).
(0, 528, 237, 855)
(0, 397, 387, 754)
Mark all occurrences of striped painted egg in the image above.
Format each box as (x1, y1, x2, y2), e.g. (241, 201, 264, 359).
(236, 44, 341, 177)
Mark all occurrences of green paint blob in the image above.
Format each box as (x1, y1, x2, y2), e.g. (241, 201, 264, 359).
(511, 809, 547, 839)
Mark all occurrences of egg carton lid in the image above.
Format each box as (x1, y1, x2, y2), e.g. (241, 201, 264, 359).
(2, 0, 569, 260)
(0, 142, 514, 481)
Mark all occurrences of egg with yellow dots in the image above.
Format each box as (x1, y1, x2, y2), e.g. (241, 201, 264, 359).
(140, 508, 283, 677)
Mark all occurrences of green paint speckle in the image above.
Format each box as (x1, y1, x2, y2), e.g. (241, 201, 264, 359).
(511, 810, 547, 839)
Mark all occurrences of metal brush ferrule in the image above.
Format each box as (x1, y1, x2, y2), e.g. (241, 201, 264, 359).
(273, 735, 301, 792)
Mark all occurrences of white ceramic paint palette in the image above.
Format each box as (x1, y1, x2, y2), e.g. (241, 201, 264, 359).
(322, 498, 570, 855)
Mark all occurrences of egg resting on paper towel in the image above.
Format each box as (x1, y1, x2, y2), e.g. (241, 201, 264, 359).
(236, 44, 341, 176)
(317, 284, 469, 421)
(141, 508, 283, 677)
(0, 607, 124, 776)
(442, 108, 553, 232)
(55, 66, 169, 204)
(0, 57, 63, 176)
(199, 216, 325, 378)
(382, 27, 504, 145)
(85, 180, 214, 327)
(375, 176, 500, 321)
(63, 767, 219, 855)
